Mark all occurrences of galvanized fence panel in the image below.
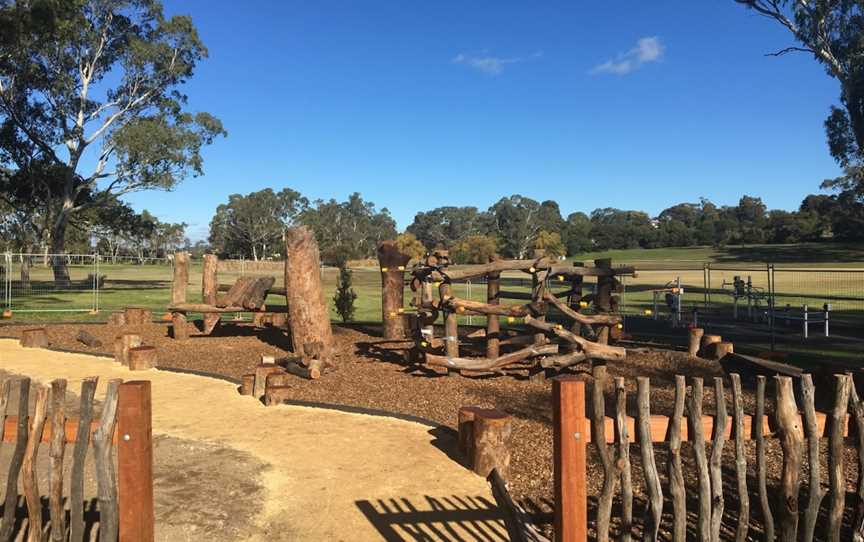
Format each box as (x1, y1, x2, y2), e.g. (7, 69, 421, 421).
(4, 253, 99, 313)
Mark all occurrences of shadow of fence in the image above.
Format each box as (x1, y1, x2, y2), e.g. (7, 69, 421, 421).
(356, 495, 509, 542)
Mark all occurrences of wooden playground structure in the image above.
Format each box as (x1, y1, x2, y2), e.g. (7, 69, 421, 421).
(378, 248, 637, 376)
(167, 226, 334, 360)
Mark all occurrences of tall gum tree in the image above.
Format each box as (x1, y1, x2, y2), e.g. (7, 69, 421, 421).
(735, 1, 864, 191)
(0, 0, 225, 283)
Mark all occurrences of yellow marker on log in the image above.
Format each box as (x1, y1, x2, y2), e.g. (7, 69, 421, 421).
(644, 309, 653, 316)
(420, 341, 428, 347)
(579, 301, 588, 308)
(381, 267, 388, 272)
(557, 275, 565, 281)
(397, 265, 405, 271)
(507, 316, 515, 323)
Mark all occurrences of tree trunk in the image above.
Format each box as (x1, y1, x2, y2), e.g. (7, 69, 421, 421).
(284, 226, 334, 360)
(377, 241, 411, 340)
(50, 213, 71, 286)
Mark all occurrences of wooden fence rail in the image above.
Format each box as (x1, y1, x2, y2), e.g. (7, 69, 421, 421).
(554, 369, 864, 542)
(0, 377, 153, 542)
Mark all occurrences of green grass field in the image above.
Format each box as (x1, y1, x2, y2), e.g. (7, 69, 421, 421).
(3, 242, 863, 328)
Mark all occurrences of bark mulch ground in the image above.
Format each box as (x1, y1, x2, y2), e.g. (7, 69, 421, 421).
(2, 319, 859, 539)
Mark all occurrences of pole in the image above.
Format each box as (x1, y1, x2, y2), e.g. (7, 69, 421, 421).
(117, 381, 154, 542)
(803, 304, 809, 339)
(553, 376, 587, 542)
(768, 264, 776, 352)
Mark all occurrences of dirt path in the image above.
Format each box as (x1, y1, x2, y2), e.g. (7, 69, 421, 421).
(0, 339, 502, 541)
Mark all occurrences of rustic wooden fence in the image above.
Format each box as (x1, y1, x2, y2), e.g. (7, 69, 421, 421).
(553, 368, 864, 542)
(0, 377, 153, 542)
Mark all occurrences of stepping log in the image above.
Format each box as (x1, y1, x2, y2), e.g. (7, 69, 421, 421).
(457, 406, 484, 464)
(689, 328, 704, 357)
(20, 328, 48, 348)
(240, 374, 255, 396)
(253, 365, 286, 400)
(171, 312, 189, 341)
(266, 372, 293, 390)
(114, 334, 142, 366)
(284, 361, 321, 380)
(107, 312, 125, 326)
(76, 330, 103, 348)
(700, 334, 722, 356)
(473, 409, 513, 480)
(128, 346, 157, 371)
(124, 307, 152, 326)
(711, 342, 734, 360)
(264, 386, 293, 406)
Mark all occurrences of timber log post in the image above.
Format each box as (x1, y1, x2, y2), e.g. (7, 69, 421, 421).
(594, 258, 613, 345)
(486, 256, 501, 360)
(284, 226, 334, 359)
(201, 254, 220, 334)
(568, 261, 585, 337)
(171, 252, 189, 340)
(377, 241, 412, 340)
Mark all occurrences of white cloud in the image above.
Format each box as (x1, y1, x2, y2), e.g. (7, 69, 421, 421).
(453, 51, 542, 75)
(591, 37, 664, 76)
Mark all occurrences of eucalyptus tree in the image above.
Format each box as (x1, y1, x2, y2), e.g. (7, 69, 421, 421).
(735, 1, 864, 191)
(0, 0, 225, 282)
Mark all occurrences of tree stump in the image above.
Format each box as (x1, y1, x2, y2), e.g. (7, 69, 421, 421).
(264, 386, 293, 406)
(266, 372, 293, 390)
(712, 342, 734, 360)
(377, 241, 412, 340)
(128, 346, 157, 371)
(472, 409, 513, 480)
(114, 334, 142, 366)
(124, 307, 152, 326)
(171, 313, 189, 341)
(689, 328, 705, 357)
(20, 328, 48, 348)
(202, 254, 221, 334)
(240, 374, 255, 396)
(284, 226, 334, 359)
(457, 406, 484, 465)
(700, 334, 722, 356)
(254, 365, 286, 400)
(107, 312, 126, 326)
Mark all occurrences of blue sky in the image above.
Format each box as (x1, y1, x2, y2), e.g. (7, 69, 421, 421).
(124, 1, 842, 241)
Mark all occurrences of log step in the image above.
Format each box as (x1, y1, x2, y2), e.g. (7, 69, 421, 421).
(20, 328, 48, 349)
(264, 386, 293, 406)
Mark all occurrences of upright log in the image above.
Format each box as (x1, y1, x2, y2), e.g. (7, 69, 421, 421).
(171, 252, 190, 341)
(124, 307, 152, 326)
(730, 374, 750, 542)
(472, 410, 513, 480)
(755, 376, 775, 542)
(553, 376, 587, 542)
(284, 226, 334, 359)
(49, 379, 67, 542)
(709, 377, 728, 542)
(70, 377, 97, 542)
(128, 346, 157, 371)
(21, 327, 48, 348)
(22, 385, 48, 542)
(637, 377, 663, 542)
(801, 374, 822, 542)
(775, 376, 803, 542)
(594, 258, 613, 345)
(668, 375, 687, 542)
(202, 254, 221, 334)
(93, 379, 121, 542)
(377, 241, 411, 340)
(458, 406, 483, 464)
(486, 264, 501, 360)
(568, 262, 584, 337)
(0, 378, 29, 541)
(615, 377, 633, 542)
(687, 377, 711, 541)
(591, 366, 616, 542)
(441, 282, 459, 361)
(828, 374, 851, 542)
(688, 328, 704, 358)
(114, 333, 142, 366)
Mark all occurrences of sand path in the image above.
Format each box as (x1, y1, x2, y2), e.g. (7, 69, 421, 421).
(0, 339, 505, 541)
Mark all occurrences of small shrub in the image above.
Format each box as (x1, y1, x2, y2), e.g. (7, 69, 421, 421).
(333, 264, 357, 322)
